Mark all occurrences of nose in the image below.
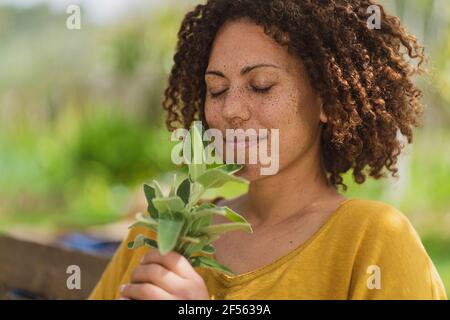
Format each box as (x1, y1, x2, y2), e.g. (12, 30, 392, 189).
(222, 86, 250, 125)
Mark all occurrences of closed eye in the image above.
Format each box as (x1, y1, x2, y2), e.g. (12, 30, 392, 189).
(252, 85, 273, 94)
(210, 88, 228, 98)
(209, 85, 273, 98)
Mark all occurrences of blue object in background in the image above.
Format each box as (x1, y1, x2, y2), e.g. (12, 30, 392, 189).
(56, 233, 120, 257)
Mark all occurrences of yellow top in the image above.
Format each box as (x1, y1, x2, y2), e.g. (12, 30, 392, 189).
(88, 198, 447, 300)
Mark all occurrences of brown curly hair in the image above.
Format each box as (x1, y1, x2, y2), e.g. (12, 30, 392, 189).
(162, 0, 425, 190)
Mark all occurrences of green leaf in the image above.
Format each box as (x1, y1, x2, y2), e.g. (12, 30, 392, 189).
(217, 164, 243, 174)
(187, 122, 206, 181)
(193, 206, 248, 224)
(152, 196, 185, 214)
(200, 222, 253, 235)
(189, 164, 207, 182)
(184, 235, 211, 257)
(128, 234, 158, 249)
(197, 203, 216, 210)
(188, 182, 205, 206)
(196, 167, 247, 189)
(169, 174, 177, 197)
(128, 212, 158, 231)
(182, 234, 218, 257)
(152, 180, 164, 198)
(143, 184, 159, 220)
(223, 206, 248, 223)
(190, 214, 212, 236)
(192, 207, 222, 219)
(157, 212, 186, 255)
(189, 255, 234, 276)
(176, 178, 190, 204)
(179, 236, 201, 244)
(201, 244, 216, 254)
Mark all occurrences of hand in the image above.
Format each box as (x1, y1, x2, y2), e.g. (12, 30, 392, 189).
(119, 250, 210, 300)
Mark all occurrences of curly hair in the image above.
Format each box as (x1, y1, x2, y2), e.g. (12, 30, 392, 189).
(162, 0, 425, 190)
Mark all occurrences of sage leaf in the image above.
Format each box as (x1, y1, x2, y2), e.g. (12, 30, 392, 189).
(200, 222, 253, 235)
(128, 212, 158, 231)
(217, 164, 243, 174)
(176, 178, 190, 205)
(169, 174, 177, 197)
(191, 214, 212, 236)
(157, 212, 185, 255)
(152, 180, 164, 198)
(189, 255, 234, 276)
(128, 234, 158, 249)
(183, 234, 219, 257)
(187, 122, 206, 181)
(201, 244, 216, 254)
(193, 206, 247, 224)
(152, 196, 185, 214)
(196, 167, 247, 189)
(143, 184, 159, 220)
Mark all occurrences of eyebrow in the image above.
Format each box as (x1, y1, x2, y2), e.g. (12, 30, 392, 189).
(205, 63, 281, 78)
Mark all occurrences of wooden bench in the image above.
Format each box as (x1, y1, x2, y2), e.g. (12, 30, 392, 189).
(0, 234, 110, 300)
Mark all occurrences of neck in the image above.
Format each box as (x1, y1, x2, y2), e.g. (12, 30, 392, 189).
(243, 144, 339, 226)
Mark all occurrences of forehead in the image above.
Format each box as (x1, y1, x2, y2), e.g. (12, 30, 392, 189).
(207, 19, 296, 73)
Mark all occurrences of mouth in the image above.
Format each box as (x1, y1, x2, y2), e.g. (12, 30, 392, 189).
(223, 133, 268, 149)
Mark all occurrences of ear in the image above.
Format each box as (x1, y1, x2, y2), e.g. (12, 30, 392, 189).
(318, 97, 328, 124)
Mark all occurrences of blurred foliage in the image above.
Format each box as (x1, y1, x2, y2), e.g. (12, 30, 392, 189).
(0, 2, 194, 228)
(0, 0, 448, 295)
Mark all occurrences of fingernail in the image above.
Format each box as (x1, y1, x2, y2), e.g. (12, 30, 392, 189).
(119, 297, 130, 300)
(120, 284, 126, 293)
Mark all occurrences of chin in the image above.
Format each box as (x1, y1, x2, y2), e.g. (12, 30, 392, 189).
(235, 163, 271, 182)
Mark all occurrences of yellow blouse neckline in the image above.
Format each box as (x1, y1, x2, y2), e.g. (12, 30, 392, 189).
(208, 198, 356, 286)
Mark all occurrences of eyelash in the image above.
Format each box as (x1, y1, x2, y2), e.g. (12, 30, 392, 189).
(210, 86, 273, 98)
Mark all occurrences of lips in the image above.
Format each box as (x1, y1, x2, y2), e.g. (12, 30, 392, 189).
(223, 133, 268, 148)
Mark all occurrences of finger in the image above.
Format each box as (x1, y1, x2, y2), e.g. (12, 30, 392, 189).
(130, 264, 187, 295)
(140, 250, 199, 280)
(120, 283, 175, 300)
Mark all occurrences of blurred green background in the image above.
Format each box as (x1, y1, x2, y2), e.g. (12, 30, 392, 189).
(0, 0, 448, 295)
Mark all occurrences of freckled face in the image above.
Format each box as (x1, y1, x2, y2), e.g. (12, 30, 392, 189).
(204, 20, 326, 181)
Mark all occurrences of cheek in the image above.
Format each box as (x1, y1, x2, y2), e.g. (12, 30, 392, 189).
(255, 92, 301, 135)
(204, 101, 221, 128)
(259, 92, 316, 158)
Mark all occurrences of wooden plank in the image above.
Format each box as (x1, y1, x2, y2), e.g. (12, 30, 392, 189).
(0, 234, 111, 300)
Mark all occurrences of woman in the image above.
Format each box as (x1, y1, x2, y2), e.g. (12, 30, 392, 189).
(89, 0, 447, 299)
